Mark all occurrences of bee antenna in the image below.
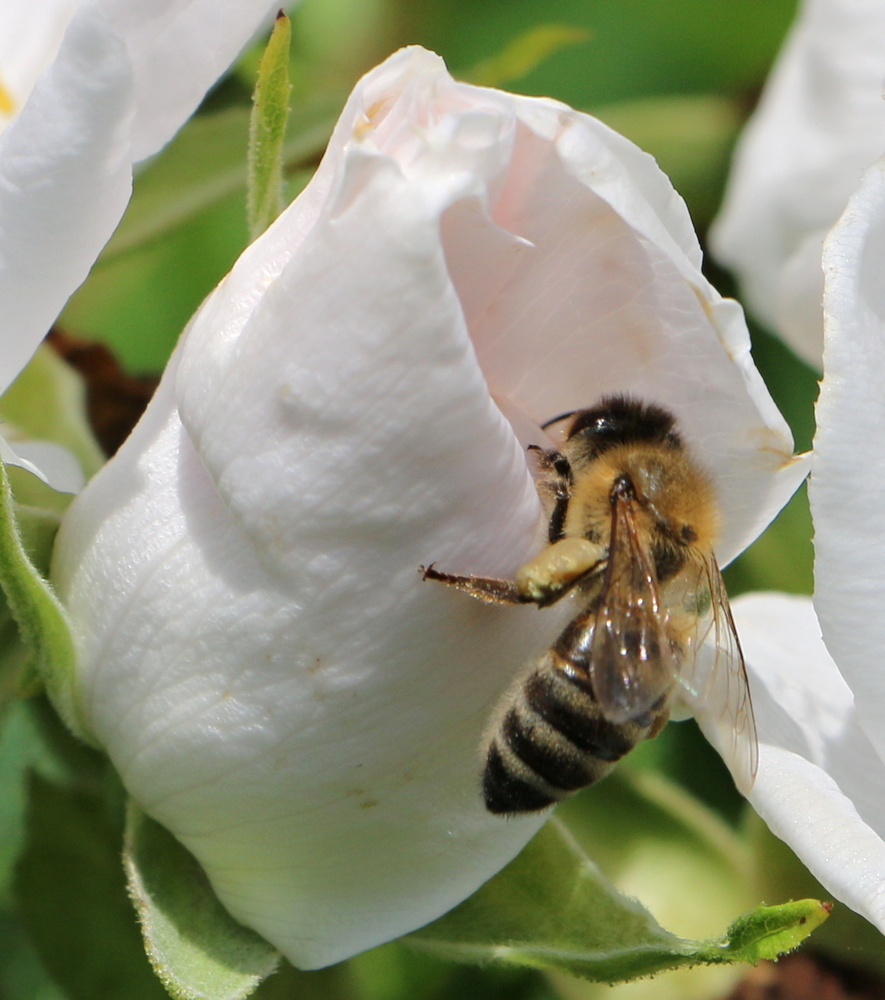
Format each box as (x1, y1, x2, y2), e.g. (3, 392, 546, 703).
(540, 410, 579, 430)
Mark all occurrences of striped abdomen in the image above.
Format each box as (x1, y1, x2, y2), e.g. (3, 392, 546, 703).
(482, 650, 669, 815)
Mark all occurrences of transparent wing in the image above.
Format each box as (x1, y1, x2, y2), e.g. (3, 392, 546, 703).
(589, 486, 678, 725)
(671, 553, 759, 794)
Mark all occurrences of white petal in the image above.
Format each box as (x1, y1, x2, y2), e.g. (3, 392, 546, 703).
(0, 0, 81, 129)
(0, 8, 133, 395)
(93, 0, 279, 162)
(711, 0, 885, 366)
(732, 593, 885, 934)
(0, 0, 279, 400)
(812, 157, 885, 766)
(53, 349, 554, 968)
(0, 436, 83, 493)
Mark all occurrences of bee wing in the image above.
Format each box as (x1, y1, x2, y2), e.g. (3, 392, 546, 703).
(672, 554, 759, 794)
(589, 486, 679, 725)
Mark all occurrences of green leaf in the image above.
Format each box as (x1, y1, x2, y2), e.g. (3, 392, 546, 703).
(15, 773, 170, 1000)
(0, 699, 51, 896)
(556, 767, 755, 940)
(124, 803, 280, 1000)
(0, 459, 89, 742)
(248, 12, 293, 240)
(408, 816, 828, 983)
(462, 24, 590, 87)
(348, 939, 557, 1000)
(700, 900, 831, 965)
(105, 108, 252, 259)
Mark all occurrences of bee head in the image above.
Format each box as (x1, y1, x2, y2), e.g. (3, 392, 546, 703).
(563, 396, 682, 459)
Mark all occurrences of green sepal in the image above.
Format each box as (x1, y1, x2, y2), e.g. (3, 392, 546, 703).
(124, 802, 280, 1000)
(0, 459, 89, 742)
(463, 25, 590, 87)
(408, 816, 828, 983)
(247, 12, 292, 240)
(4, 504, 63, 700)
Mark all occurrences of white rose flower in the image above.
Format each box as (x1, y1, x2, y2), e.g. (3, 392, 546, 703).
(710, 0, 885, 367)
(0, 0, 280, 487)
(726, 154, 885, 941)
(51, 46, 806, 969)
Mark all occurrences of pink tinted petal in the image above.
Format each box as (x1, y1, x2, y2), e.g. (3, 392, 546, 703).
(440, 91, 806, 564)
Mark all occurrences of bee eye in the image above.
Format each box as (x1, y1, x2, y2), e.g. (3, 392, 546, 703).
(681, 525, 697, 543)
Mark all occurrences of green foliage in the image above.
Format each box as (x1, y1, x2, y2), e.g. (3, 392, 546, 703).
(463, 24, 590, 87)
(746, 812, 885, 975)
(102, 103, 331, 264)
(410, 0, 798, 107)
(409, 818, 825, 982)
(557, 768, 754, 934)
(124, 805, 280, 1000)
(708, 900, 831, 964)
(15, 773, 169, 1000)
(248, 13, 293, 239)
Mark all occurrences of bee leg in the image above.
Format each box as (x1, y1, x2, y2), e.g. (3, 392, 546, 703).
(515, 537, 606, 606)
(420, 565, 531, 605)
(528, 445, 573, 543)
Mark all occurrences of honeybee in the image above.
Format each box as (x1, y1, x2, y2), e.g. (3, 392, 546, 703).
(423, 396, 757, 815)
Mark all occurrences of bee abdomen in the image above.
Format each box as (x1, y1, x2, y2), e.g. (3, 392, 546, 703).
(483, 663, 649, 815)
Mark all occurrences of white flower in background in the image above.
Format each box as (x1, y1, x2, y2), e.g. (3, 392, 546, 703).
(710, 0, 885, 368)
(728, 157, 885, 940)
(0, 0, 281, 488)
(51, 47, 806, 969)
